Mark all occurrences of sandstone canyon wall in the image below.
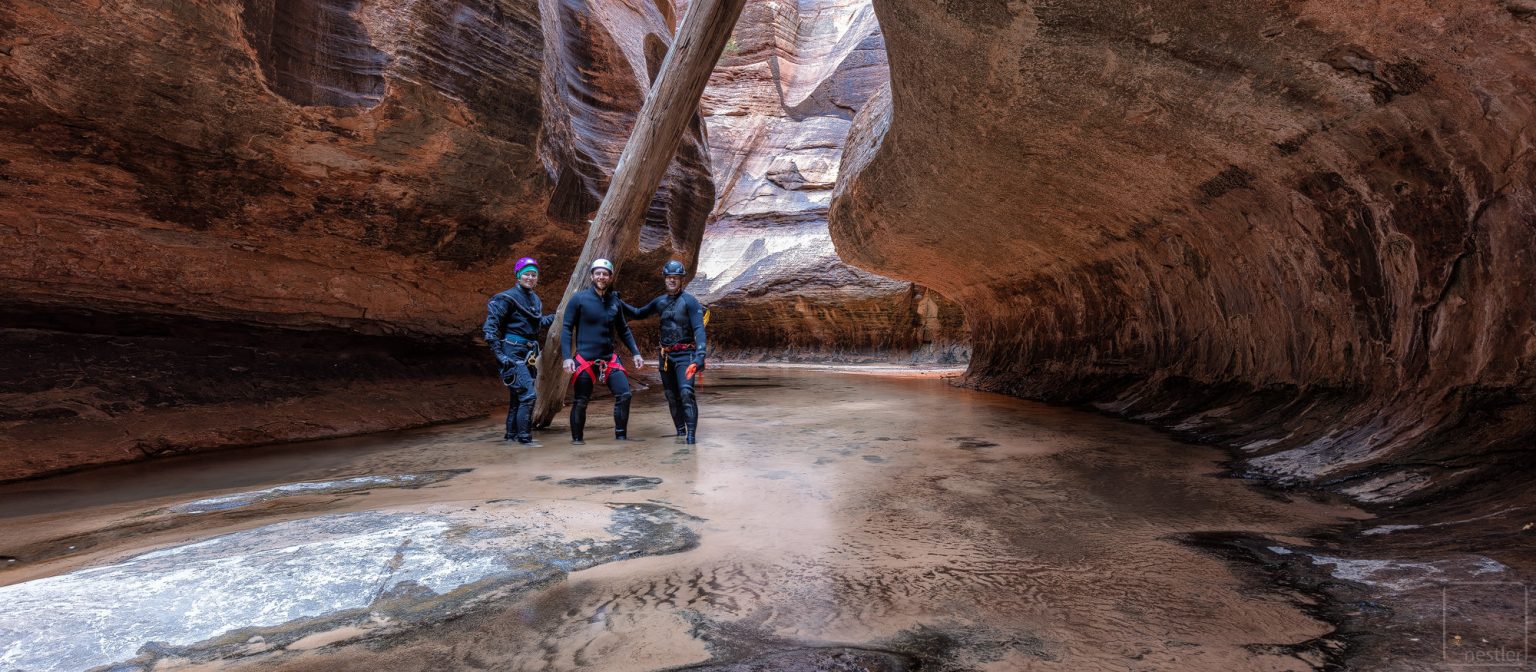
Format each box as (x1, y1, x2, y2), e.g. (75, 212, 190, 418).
(0, 0, 711, 478)
(831, 1, 1535, 507)
(691, 0, 965, 359)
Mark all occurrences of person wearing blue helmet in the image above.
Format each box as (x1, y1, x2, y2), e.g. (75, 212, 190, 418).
(483, 256, 556, 445)
(623, 259, 708, 444)
(561, 258, 645, 444)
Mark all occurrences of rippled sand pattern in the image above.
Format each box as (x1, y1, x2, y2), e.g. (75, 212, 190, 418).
(0, 368, 1363, 671)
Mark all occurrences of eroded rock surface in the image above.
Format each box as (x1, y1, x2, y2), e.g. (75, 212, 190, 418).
(830, 1, 1536, 502)
(0, 368, 1384, 671)
(0, 0, 711, 477)
(0, 502, 698, 671)
(693, 0, 965, 358)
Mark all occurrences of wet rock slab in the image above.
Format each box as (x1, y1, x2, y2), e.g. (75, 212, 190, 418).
(164, 470, 471, 514)
(0, 502, 698, 671)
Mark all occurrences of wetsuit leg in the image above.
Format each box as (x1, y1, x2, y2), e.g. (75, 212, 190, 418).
(608, 369, 633, 439)
(503, 384, 518, 440)
(571, 371, 594, 442)
(660, 357, 685, 436)
(508, 354, 537, 442)
(675, 353, 699, 441)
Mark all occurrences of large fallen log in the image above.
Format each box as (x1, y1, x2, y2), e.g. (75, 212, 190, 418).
(532, 0, 746, 428)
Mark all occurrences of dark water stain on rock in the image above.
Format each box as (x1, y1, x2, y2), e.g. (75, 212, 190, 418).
(881, 622, 1053, 670)
(1176, 532, 1362, 671)
(671, 647, 917, 671)
(556, 475, 663, 490)
(949, 436, 998, 450)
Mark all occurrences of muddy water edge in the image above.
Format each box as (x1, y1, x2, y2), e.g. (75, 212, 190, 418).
(0, 366, 1482, 671)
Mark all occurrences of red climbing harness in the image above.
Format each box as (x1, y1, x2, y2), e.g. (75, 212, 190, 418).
(571, 353, 625, 385)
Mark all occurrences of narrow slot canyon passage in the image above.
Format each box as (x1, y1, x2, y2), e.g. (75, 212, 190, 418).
(2, 368, 1367, 671)
(1, 0, 1532, 670)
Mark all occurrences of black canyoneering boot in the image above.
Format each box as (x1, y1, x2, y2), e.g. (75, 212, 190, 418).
(612, 393, 632, 441)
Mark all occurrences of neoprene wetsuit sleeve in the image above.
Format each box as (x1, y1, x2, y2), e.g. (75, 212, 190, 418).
(539, 313, 556, 331)
(622, 296, 662, 320)
(615, 301, 640, 356)
(484, 295, 509, 363)
(689, 295, 707, 362)
(561, 299, 578, 360)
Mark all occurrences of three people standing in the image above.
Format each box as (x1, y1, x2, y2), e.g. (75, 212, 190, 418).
(485, 257, 707, 446)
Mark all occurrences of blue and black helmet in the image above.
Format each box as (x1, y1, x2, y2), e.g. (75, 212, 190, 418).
(662, 260, 686, 276)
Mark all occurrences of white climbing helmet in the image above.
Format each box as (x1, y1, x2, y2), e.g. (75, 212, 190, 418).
(590, 258, 615, 273)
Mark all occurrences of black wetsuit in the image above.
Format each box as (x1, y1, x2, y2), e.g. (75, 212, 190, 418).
(484, 285, 556, 442)
(561, 286, 641, 441)
(625, 291, 707, 441)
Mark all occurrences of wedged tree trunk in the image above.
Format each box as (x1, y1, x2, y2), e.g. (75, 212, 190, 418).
(532, 0, 746, 428)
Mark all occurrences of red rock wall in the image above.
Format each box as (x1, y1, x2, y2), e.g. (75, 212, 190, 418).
(0, 0, 711, 478)
(830, 1, 1536, 502)
(0, 0, 708, 336)
(692, 0, 967, 357)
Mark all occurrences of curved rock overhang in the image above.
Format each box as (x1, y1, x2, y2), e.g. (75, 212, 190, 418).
(830, 1, 1536, 503)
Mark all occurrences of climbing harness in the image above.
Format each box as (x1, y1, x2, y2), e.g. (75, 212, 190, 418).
(571, 353, 624, 385)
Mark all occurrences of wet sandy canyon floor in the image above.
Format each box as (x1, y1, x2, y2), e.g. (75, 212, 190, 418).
(0, 367, 1422, 671)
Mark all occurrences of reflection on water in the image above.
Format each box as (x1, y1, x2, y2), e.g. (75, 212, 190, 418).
(0, 367, 1365, 671)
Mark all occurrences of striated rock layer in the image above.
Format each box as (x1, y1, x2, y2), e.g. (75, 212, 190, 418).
(0, 0, 711, 478)
(831, 1, 1536, 505)
(692, 0, 965, 359)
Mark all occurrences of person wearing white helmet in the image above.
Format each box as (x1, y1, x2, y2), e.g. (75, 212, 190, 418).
(560, 258, 645, 444)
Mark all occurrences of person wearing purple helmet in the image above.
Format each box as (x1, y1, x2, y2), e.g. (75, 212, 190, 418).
(483, 256, 556, 445)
